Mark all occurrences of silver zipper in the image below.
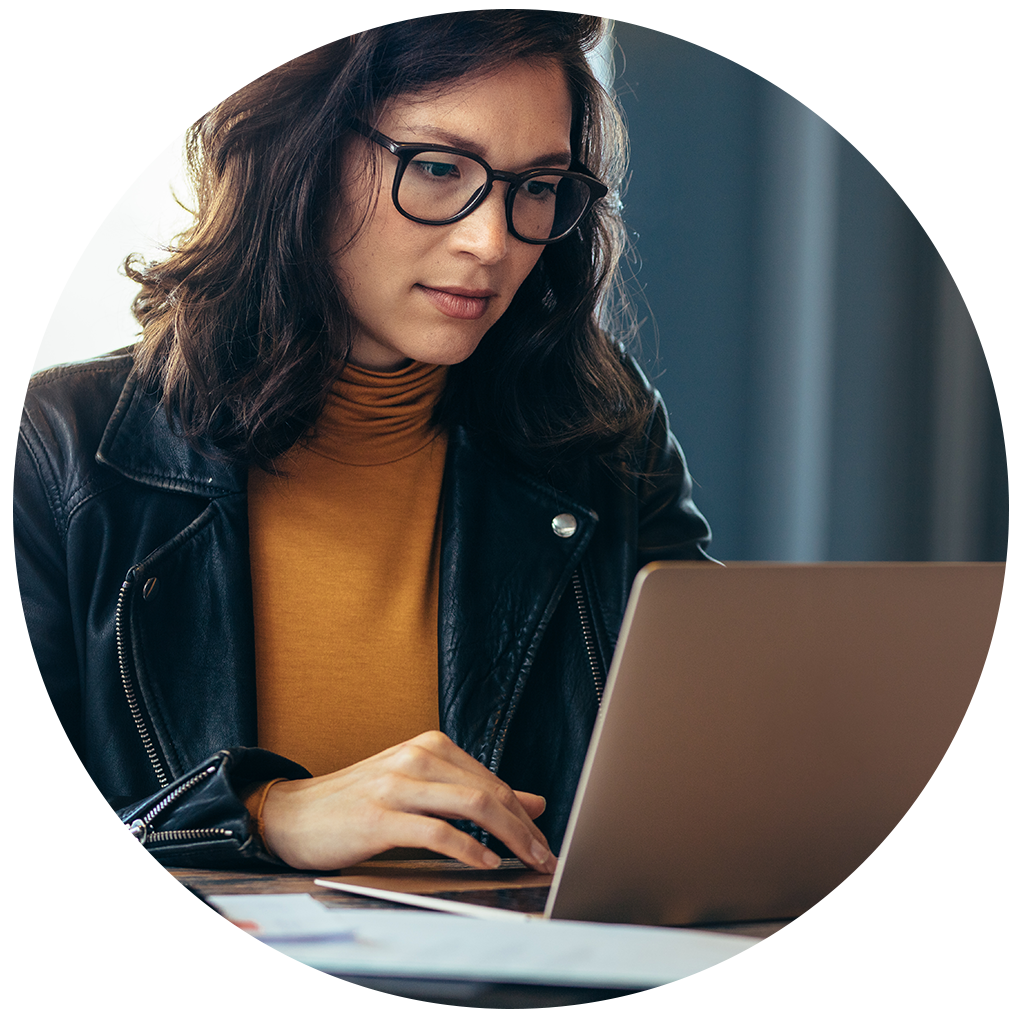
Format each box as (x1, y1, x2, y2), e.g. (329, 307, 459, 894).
(572, 569, 605, 703)
(488, 566, 606, 777)
(116, 573, 170, 788)
(127, 763, 232, 844)
(113, 510, 242, 852)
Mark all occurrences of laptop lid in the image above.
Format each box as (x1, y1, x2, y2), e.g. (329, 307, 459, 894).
(546, 561, 1004, 925)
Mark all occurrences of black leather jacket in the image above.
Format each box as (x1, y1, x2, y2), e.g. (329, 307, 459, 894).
(15, 349, 710, 868)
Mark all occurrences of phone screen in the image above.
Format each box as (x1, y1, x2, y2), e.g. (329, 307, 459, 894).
(51, 878, 223, 927)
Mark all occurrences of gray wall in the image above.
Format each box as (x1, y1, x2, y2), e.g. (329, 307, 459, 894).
(613, 23, 1008, 562)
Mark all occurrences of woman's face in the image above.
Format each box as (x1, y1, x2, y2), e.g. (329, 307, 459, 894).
(331, 60, 574, 371)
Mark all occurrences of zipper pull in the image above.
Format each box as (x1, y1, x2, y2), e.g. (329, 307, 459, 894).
(90, 821, 147, 862)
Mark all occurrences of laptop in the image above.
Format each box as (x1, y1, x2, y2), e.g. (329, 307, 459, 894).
(317, 561, 1005, 926)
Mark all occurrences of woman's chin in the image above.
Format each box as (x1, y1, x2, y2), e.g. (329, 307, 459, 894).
(349, 332, 485, 370)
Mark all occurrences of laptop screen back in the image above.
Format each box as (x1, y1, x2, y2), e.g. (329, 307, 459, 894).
(548, 561, 1005, 925)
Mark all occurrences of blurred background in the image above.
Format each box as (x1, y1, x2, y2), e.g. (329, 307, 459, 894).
(33, 20, 1008, 563)
(612, 23, 1008, 562)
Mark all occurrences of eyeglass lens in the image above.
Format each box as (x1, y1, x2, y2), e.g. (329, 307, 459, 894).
(398, 152, 593, 241)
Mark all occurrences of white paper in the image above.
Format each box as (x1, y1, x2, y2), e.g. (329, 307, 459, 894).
(208, 893, 758, 988)
(15, 883, 829, 993)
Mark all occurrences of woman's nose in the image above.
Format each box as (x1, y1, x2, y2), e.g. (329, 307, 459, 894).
(448, 187, 511, 263)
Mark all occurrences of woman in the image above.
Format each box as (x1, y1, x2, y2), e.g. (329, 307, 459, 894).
(15, 12, 710, 873)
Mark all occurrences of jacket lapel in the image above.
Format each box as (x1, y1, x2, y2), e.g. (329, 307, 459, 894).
(439, 427, 597, 771)
(96, 373, 258, 778)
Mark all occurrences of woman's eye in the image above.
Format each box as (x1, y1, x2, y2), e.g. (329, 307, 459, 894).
(411, 160, 459, 180)
(522, 178, 558, 200)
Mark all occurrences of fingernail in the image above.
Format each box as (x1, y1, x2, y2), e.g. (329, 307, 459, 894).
(482, 849, 501, 868)
(531, 840, 550, 869)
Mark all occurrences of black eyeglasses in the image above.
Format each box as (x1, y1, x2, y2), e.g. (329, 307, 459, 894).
(351, 122, 608, 245)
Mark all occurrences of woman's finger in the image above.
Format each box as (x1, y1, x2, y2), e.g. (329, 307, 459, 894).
(383, 777, 555, 873)
(377, 812, 503, 869)
(513, 790, 547, 820)
(380, 732, 554, 855)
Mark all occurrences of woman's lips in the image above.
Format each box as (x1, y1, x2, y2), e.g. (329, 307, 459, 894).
(417, 284, 495, 320)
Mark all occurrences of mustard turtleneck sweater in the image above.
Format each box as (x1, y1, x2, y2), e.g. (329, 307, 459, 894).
(247, 360, 448, 778)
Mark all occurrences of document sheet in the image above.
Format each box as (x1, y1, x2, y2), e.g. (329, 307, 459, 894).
(209, 892, 758, 988)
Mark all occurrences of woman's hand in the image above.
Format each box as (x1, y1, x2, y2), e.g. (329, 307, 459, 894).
(972, 772, 1005, 878)
(259, 730, 557, 873)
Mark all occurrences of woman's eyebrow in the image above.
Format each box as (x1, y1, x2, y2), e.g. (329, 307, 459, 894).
(400, 123, 573, 169)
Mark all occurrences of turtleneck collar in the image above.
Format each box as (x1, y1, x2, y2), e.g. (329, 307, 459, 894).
(306, 359, 449, 466)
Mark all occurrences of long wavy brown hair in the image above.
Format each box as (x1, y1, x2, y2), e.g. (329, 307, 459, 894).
(127, 11, 652, 473)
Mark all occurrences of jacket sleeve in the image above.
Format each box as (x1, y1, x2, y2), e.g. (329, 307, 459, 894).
(14, 406, 310, 870)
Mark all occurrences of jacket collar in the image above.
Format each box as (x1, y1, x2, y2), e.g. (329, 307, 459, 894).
(96, 371, 247, 496)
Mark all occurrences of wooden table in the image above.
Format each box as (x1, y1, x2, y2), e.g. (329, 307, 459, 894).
(15, 862, 1005, 1005)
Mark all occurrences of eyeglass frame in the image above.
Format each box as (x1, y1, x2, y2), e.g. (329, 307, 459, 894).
(350, 121, 609, 245)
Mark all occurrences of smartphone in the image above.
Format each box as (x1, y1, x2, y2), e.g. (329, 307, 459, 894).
(51, 883, 223, 923)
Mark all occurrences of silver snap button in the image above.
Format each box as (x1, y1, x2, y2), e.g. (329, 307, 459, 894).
(551, 513, 577, 538)
(142, 577, 160, 600)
